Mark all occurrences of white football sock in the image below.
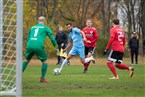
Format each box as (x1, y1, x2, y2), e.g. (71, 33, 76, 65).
(84, 56, 94, 63)
(59, 59, 68, 71)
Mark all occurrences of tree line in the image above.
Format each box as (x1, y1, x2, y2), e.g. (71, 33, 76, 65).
(23, 0, 145, 56)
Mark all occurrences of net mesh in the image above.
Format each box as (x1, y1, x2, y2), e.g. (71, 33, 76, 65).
(0, 0, 17, 95)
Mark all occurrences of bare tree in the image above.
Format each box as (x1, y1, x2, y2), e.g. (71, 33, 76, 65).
(107, 0, 112, 33)
(140, 0, 145, 39)
(101, 0, 106, 35)
(116, 0, 141, 39)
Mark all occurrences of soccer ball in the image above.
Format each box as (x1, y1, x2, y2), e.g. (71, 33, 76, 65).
(53, 68, 60, 75)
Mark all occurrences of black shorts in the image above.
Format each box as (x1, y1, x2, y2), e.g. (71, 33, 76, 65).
(85, 46, 95, 55)
(108, 50, 124, 63)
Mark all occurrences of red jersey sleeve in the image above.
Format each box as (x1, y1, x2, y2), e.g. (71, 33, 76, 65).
(105, 29, 115, 50)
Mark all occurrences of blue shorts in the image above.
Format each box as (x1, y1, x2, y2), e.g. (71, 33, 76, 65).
(69, 46, 85, 59)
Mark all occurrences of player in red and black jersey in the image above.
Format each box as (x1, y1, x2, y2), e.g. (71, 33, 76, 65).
(82, 19, 98, 73)
(104, 18, 134, 79)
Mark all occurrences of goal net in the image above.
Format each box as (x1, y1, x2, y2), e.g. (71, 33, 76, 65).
(0, 0, 23, 96)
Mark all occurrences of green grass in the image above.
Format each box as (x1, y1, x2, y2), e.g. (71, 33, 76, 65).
(21, 64, 145, 97)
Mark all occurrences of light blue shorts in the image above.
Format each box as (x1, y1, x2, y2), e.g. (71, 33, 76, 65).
(69, 46, 85, 59)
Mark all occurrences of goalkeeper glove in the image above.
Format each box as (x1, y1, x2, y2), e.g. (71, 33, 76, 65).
(103, 50, 107, 55)
(54, 45, 59, 54)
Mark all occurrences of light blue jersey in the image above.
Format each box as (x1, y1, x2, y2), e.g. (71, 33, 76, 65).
(69, 28, 85, 58)
(69, 28, 84, 47)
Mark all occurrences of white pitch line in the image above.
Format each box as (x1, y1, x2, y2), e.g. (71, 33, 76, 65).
(54, 74, 145, 76)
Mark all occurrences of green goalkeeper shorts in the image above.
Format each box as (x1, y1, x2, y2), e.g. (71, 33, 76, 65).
(25, 47, 48, 61)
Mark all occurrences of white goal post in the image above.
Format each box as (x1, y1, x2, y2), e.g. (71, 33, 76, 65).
(0, 0, 23, 97)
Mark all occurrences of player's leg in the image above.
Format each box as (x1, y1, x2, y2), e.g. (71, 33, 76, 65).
(59, 47, 76, 72)
(78, 47, 94, 65)
(40, 60, 48, 82)
(107, 50, 119, 79)
(107, 61, 118, 79)
(84, 47, 95, 73)
(114, 52, 134, 78)
(83, 46, 89, 72)
(36, 48, 48, 82)
(22, 59, 30, 72)
(22, 48, 34, 72)
(62, 44, 70, 65)
(84, 55, 95, 63)
(59, 54, 72, 72)
(82, 55, 95, 71)
(115, 63, 134, 77)
(81, 57, 95, 73)
(83, 62, 90, 73)
(114, 52, 129, 70)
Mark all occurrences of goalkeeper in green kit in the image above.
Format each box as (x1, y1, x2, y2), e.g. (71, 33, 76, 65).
(22, 16, 58, 83)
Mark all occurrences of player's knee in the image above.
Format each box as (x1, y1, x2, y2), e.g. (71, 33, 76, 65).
(41, 60, 48, 64)
(67, 57, 70, 60)
(107, 61, 112, 65)
(87, 53, 92, 57)
(115, 63, 120, 67)
(80, 59, 85, 64)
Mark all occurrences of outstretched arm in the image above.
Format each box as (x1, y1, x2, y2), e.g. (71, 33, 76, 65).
(63, 40, 72, 52)
(47, 27, 58, 49)
(48, 34, 58, 49)
(80, 31, 87, 42)
(105, 29, 114, 50)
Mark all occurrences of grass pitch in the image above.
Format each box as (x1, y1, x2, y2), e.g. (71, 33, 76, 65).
(22, 60, 145, 97)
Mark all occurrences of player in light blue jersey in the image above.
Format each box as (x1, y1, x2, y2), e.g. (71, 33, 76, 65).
(68, 27, 85, 58)
(59, 23, 95, 73)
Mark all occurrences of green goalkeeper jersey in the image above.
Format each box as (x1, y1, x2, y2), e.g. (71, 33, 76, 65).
(26, 23, 57, 48)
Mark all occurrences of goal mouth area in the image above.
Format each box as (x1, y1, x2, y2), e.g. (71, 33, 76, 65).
(0, 86, 16, 96)
(0, 91, 16, 96)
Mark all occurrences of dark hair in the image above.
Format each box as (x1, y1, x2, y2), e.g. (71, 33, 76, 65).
(112, 19, 119, 25)
(66, 23, 72, 26)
